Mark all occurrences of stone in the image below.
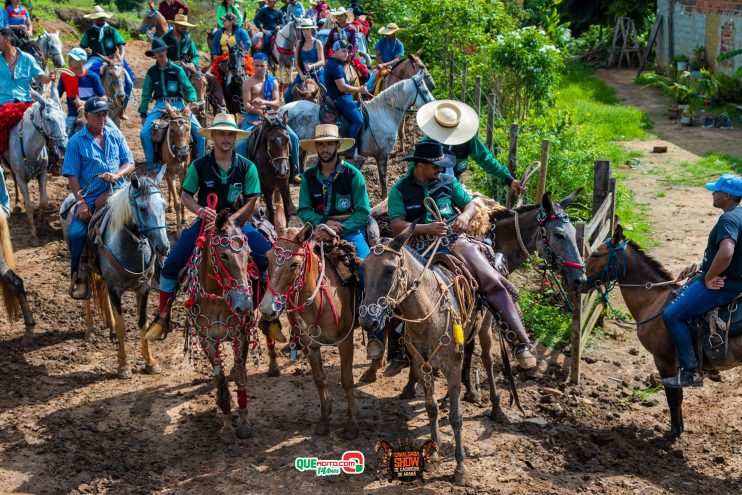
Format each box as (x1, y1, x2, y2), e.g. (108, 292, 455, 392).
(524, 417, 549, 428)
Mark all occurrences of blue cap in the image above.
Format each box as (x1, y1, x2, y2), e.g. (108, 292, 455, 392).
(705, 174, 742, 196)
(332, 40, 351, 52)
(68, 47, 88, 62)
(253, 52, 269, 62)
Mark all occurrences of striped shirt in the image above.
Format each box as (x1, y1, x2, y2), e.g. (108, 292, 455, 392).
(62, 126, 133, 204)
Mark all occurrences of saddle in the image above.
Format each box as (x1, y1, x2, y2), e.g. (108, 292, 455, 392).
(689, 296, 742, 370)
(318, 94, 369, 137)
(431, 253, 478, 292)
(372, 67, 391, 95)
(86, 206, 113, 275)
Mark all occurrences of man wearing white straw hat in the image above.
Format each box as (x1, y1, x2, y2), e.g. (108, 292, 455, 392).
(367, 22, 404, 92)
(145, 113, 271, 341)
(417, 100, 525, 193)
(161, 14, 200, 72)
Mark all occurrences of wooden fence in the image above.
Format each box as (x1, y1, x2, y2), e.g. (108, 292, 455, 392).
(569, 161, 617, 384)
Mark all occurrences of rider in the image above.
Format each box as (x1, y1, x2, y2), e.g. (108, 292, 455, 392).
(304, 0, 326, 22)
(216, 0, 243, 29)
(368, 22, 404, 92)
(144, 112, 271, 341)
(282, 0, 304, 21)
(80, 6, 134, 120)
(283, 17, 324, 104)
(323, 39, 371, 161)
(162, 14, 200, 71)
(209, 12, 253, 83)
(57, 47, 115, 135)
(0, 27, 53, 155)
(417, 100, 522, 187)
(138, 37, 204, 172)
(1, 0, 31, 37)
(158, 0, 189, 22)
(662, 174, 742, 388)
(385, 140, 539, 370)
(253, 0, 283, 58)
(62, 96, 134, 299)
(324, 7, 367, 83)
(238, 52, 301, 183)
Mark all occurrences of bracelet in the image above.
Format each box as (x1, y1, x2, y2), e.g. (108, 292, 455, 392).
(197, 207, 204, 218)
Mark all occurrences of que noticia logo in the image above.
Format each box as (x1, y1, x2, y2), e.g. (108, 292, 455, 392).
(294, 451, 365, 476)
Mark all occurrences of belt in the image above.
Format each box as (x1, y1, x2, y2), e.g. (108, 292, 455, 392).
(328, 214, 352, 220)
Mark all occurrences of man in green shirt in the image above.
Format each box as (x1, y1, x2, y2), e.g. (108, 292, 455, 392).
(138, 37, 205, 171)
(387, 140, 538, 371)
(145, 113, 270, 341)
(162, 14, 200, 71)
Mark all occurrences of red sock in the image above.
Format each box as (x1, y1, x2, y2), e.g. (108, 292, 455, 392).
(237, 389, 248, 409)
(159, 291, 174, 314)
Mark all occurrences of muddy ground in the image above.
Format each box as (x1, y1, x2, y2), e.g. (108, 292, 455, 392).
(1, 43, 741, 494)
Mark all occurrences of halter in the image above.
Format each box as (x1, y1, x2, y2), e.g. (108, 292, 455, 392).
(39, 33, 62, 66)
(262, 113, 291, 172)
(533, 208, 584, 270)
(128, 181, 168, 234)
(161, 113, 192, 161)
(18, 102, 66, 170)
(104, 62, 126, 109)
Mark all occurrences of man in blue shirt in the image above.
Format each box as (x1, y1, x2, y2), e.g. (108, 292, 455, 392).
(62, 97, 135, 299)
(253, 0, 284, 57)
(57, 47, 114, 135)
(368, 22, 403, 91)
(323, 39, 370, 161)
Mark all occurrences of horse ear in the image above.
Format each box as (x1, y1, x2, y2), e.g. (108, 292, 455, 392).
(130, 172, 140, 190)
(558, 188, 583, 209)
(153, 164, 167, 185)
(165, 100, 175, 117)
(30, 90, 46, 109)
(282, 111, 288, 125)
(215, 209, 232, 231)
(367, 216, 381, 245)
(612, 223, 625, 245)
(389, 221, 416, 251)
(541, 191, 554, 213)
(229, 196, 259, 228)
(415, 47, 423, 56)
(297, 222, 313, 243)
(99, 55, 112, 65)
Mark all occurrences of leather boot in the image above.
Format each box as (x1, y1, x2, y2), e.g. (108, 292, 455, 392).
(383, 320, 409, 377)
(70, 245, 90, 300)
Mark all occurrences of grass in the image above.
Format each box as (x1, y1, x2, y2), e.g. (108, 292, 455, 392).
(517, 288, 572, 348)
(653, 152, 741, 187)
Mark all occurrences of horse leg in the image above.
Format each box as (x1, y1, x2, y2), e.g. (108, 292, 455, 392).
(137, 289, 161, 374)
(479, 316, 508, 422)
(167, 173, 183, 237)
(444, 367, 467, 486)
(281, 183, 296, 222)
(461, 336, 479, 404)
(263, 191, 276, 225)
(306, 342, 332, 436)
(359, 356, 383, 383)
(83, 299, 95, 341)
(37, 170, 48, 233)
(420, 367, 441, 464)
(338, 335, 359, 440)
(400, 365, 419, 399)
(397, 113, 406, 145)
(201, 338, 237, 444)
(16, 179, 37, 245)
(235, 333, 252, 439)
(665, 387, 685, 440)
(0, 268, 36, 345)
(376, 156, 389, 199)
(165, 170, 175, 213)
(109, 290, 132, 379)
(13, 178, 22, 214)
(266, 335, 280, 377)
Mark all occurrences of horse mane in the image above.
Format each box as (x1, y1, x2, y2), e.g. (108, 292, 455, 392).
(491, 202, 540, 221)
(106, 183, 134, 233)
(368, 78, 413, 112)
(627, 240, 674, 281)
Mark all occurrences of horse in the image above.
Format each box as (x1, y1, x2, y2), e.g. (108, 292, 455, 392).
(359, 223, 490, 486)
(60, 171, 169, 378)
(281, 71, 435, 198)
(181, 197, 259, 444)
(32, 31, 65, 69)
(271, 19, 298, 90)
(99, 53, 127, 126)
(244, 112, 294, 228)
(1, 90, 67, 246)
(0, 212, 36, 344)
(157, 101, 193, 236)
(291, 70, 320, 103)
(219, 44, 248, 115)
(139, 2, 170, 39)
(180, 62, 210, 126)
(584, 223, 742, 439)
(259, 222, 369, 440)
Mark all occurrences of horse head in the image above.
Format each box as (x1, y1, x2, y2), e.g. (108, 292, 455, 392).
(163, 101, 192, 163)
(411, 50, 435, 91)
(30, 90, 67, 161)
(262, 112, 291, 178)
(187, 68, 208, 118)
(409, 69, 435, 109)
(38, 31, 65, 68)
(584, 222, 627, 290)
(100, 54, 127, 106)
(139, 4, 158, 39)
(358, 222, 417, 332)
(128, 170, 170, 256)
(211, 197, 259, 315)
(227, 44, 246, 83)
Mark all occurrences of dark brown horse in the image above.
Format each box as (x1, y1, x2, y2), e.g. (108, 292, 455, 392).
(584, 223, 742, 439)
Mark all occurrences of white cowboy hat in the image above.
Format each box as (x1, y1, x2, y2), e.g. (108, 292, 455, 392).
(83, 6, 114, 20)
(167, 14, 196, 28)
(416, 100, 480, 146)
(378, 23, 403, 36)
(198, 113, 251, 141)
(328, 7, 354, 22)
(299, 124, 355, 153)
(298, 18, 317, 29)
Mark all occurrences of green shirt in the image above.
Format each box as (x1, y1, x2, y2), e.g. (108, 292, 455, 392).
(298, 161, 371, 233)
(137, 62, 198, 115)
(182, 154, 260, 198)
(216, 5, 243, 28)
(388, 166, 472, 223)
(421, 135, 513, 184)
(161, 30, 200, 66)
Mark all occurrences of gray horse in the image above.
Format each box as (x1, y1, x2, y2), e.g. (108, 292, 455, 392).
(32, 31, 65, 68)
(280, 70, 435, 198)
(60, 170, 169, 378)
(1, 89, 67, 246)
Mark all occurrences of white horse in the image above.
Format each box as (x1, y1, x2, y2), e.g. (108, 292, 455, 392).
(280, 70, 434, 198)
(32, 31, 65, 69)
(271, 19, 298, 88)
(0, 90, 67, 245)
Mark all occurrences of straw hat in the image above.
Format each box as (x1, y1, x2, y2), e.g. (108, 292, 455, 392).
(328, 7, 354, 22)
(84, 6, 114, 20)
(168, 14, 196, 28)
(299, 124, 355, 153)
(298, 18, 317, 30)
(378, 23, 402, 36)
(416, 100, 479, 146)
(198, 113, 251, 141)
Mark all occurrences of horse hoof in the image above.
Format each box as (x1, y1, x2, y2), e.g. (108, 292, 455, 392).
(359, 368, 377, 383)
(490, 408, 511, 424)
(453, 465, 468, 486)
(267, 364, 281, 377)
(236, 425, 252, 439)
(314, 421, 330, 436)
(400, 384, 416, 400)
(144, 363, 162, 375)
(463, 391, 480, 404)
(221, 431, 236, 445)
(118, 368, 133, 379)
(342, 423, 359, 440)
(30, 238, 39, 247)
(21, 334, 33, 347)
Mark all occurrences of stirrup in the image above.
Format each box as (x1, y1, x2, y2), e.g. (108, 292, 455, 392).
(144, 312, 170, 341)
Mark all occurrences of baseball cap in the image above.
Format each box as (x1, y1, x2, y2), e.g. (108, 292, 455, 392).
(705, 174, 742, 197)
(84, 96, 111, 114)
(68, 47, 88, 62)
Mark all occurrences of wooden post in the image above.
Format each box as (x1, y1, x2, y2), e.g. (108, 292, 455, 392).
(570, 221, 586, 384)
(608, 176, 617, 235)
(486, 93, 495, 150)
(592, 160, 612, 215)
(448, 53, 455, 99)
(506, 124, 520, 207)
(460, 61, 468, 103)
(473, 76, 482, 115)
(536, 139, 550, 202)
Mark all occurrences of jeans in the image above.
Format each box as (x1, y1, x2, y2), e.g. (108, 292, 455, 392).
(662, 277, 738, 370)
(140, 100, 205, 169)
(159, 217, 271, 293)
(333, 94, 363, 155)
(67, 203, 97, 274)
(66, 115, 117, 136)
(86, 56, 134, 109)
(237, 114, 302, 175)
(342, 229, 369, 259)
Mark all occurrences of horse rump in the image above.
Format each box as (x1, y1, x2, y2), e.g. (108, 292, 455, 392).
(0, 214, 20, 321)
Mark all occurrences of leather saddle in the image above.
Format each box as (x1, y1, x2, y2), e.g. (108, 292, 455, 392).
(431, 253, 479, 292)
(689, 296, 742, 369)
(318, 92, 369, 136)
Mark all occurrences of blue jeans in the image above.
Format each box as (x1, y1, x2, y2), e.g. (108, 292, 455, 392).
(333, 94, 363, 155)
(67, 203, 98, 274)
(140, 100, 205, 169)
(237, 114, 302, 174)
(662, 277, 738, 370)
(86, 56, 134, 109)
(159, 217, 271, 293)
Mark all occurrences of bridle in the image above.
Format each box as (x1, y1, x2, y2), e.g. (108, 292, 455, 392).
(162, 113, 192, 162)
(262, 113, 290, 174)
(513, 208, 584, 272)
(128, 179, 168, 235)
(104, 63, 126, 107)
(18, 102, 67, 172)
(39, 33, 63, 67)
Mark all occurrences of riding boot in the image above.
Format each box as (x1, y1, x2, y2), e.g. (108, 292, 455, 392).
(144, 291, 175, 341)
(70, 245, 91, 300)
(383, 319, 409, 377)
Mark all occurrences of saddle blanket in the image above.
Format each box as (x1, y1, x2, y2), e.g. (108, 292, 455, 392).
(0, 102, 34, 153)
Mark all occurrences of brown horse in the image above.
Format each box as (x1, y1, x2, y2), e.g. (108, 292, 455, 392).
(182, 198, 259, 444)
(180, 63, 209, 126)
(291, 74, 320, 103)
(359, 223, 495, 486)
(259, 223, 363, 440)
(584, 223, 742, 439)
(244, 112, 295, 227)
(0, 213, 36, 344)
(139, 2, 169, 39)
(99, 53, 127, 126)
(158, 101, 193, 236)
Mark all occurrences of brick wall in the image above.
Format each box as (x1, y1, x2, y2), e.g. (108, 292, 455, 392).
(677, 0, 742, 15)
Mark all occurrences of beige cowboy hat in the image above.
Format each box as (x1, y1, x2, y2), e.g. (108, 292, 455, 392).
(84, 6, 114, 20)
(328, 7, 354, 22)
(198, 113, 251, 141)
(299, 124, 355, 153)
(378, 23, 403, 36)
(416, 100, 480, 146)
(298, 18, 317, 30)
(168, 14, 196, 28)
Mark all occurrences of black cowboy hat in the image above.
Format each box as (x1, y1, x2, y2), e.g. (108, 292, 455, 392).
(145, 37, 169, 57)
(401, 141, 456, 169)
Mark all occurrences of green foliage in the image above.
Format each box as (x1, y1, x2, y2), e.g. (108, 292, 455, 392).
(558, 0, 657, 36)
(523, 0, 572, 46)
(517, 288, 572, 348)
(715, 73, 742, 103)
(717, 48, 742, 79)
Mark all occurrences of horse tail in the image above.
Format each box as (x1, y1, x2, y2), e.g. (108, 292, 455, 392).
(90, 272, 111, 326)
(216, 371, 232, 414)
(0, 214, 20, 322)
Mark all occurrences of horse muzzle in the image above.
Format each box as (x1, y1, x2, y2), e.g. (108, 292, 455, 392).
(259, 293, 284, 321)
(229, 289, 253, 314)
